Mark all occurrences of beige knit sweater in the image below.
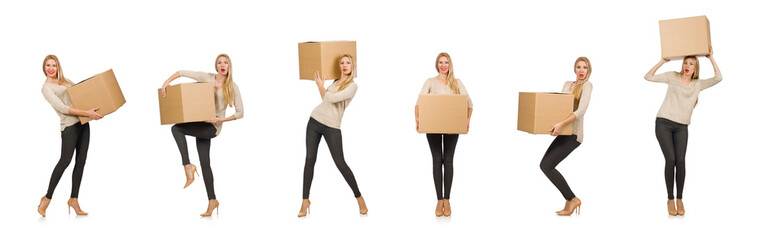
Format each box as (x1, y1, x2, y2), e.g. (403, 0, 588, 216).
(42, 82, 80, 131)
(310, 81, 358, 129)
(178, 70, 244, 135)
(416, 77, 473, 108)
(562, 81, 593, 143)
(644, 71, 722, 125)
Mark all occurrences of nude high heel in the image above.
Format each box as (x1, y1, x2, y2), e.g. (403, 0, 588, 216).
(676, 199, 685, 215)
(184, 164, 199, 189)
(67, 198, 88, 215)
(443, 199, 452, 216)
(297, 199, 311, 217)
(200, 199, 219, 216)
(667, 199, 678, 216)
(357, 196, 368, 215)
(557, 197, 581, 216)
(435, 199, 444, 216)
(37, 196, 50, 217)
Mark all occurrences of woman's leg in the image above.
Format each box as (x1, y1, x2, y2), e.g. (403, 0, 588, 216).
(442, 134, 459, 200)
(539, 135, 580, 201)
(323, 127, 361, 198)
(70, 123, 90, 198)
(655, 118, 678, 199)
(197, 137, 215, 200)
(673, 125, 688, 199)
(426, 134, 444, 200)
(45, 124, 81, 199)
(302, 119, 322, 199)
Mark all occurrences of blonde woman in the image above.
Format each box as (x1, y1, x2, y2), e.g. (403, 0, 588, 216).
(540, 57, 593, 216)
(415, 52, 473, 217)
(645, 46, 721, 216)
(160, 54, 244, 216)
(298, 54, 368, 217)
(37, 55, 103, 216)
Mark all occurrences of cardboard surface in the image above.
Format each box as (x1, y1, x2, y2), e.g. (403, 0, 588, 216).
(158, 82, 216, 125)
(517, 92, 573, 135)
(417, 94, 469, 134)
(298, 41, 356, 80)
(659, 15, 711, 59)
(66, 69, 126, 124)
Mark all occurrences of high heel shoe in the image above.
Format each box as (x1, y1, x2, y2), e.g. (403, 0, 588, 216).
(200, 199, 219, 216)
(556, 200, 570, 214)
(443, 199, 452, 216)
(435, 199, 444, 216)
(557, 197, 581, 216)
(67, 198, 88, 215)
(297, 199, 311, 217)
(667, 199, 678, 216)
(37, 196, 50, 217)
(184, 164, 199, 189)
(676, 199, 685, 215)
(357, 196, 368, 215)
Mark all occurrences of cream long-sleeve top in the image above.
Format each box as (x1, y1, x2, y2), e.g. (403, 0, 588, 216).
(416, 77, 473, 108)
(310, 81, 358, 129)
(178, 70, 244, 135)
(42, 82, 80, 131)
(562, 81, 593, 143)
(644, 71, 722, 125)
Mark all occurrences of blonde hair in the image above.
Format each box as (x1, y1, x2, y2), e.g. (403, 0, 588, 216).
(572, 57, 591, 110)
(435, 52, 459, 94)
(336, 54, 355, 92)
(215, 54, 235, 107)
(42, 55, 74, 86)
(682, 56, 700, 80)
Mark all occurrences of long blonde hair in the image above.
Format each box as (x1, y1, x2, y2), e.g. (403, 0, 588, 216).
(336, 54, 355, 92)
(572, 57, 591, 110)
(215, 54, 235, 107)
(42, 55, 74, 86)
(435, 52, 459, 94)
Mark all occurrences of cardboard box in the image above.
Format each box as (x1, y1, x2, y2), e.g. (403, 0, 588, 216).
(158, 82, 216, 125)
(517, 92, 573, 135)
(298, 41, 356, 80)
(659, 15, 711, 59)
(417, 94, 468, 134)
(66, 69, 126, 124)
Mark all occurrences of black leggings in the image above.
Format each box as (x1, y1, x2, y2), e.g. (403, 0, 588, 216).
(655, 118, 688, 200)
(302, 118, 362, 199)
(46, 123, 90, 199)
(427, 134, 459, 200)
(172, 122, 218, 200)
(540, 135, 580, 201)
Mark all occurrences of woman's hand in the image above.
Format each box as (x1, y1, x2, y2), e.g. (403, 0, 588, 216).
(313, 70, 325, 87)
(86, 107, 103, 120)
(661, 58, 670, 63)
(707, 45, 714, 59)
(161, 83, 170, 98)
(206, 118, 223, 124)
(548, 122, 563, 136)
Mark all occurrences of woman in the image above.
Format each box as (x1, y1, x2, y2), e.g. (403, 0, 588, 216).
(161, 54, 244, 216)
(298, 54, 368, 217)
(415, 52, 473, 217)
(540, 57, 593, 216)
(37, 55, 103, 216)
(645, 46, 721, 216)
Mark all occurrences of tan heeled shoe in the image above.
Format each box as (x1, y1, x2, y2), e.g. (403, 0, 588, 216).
(676, 199, 685, 215)
(443, 199, 452, 216)
(435, 199, 444, 216)
(357, 196, 368, 215)
(667, 199, 678, 216)
(200, 199, 219, 216)
(67, 198, 88, 215)
(557, 197, 581, 216)
(556, 200, 570, 214)
(37, 196, 50, 217)
(297, 199, 311, 217)
(184, 164, 199, 189)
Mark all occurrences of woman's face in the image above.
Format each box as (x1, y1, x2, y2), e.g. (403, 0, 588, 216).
(340, 57, 352, 75)
(682, 58, 696, 76)
(216, 56, 229, 75)
(44, 59, 58, 78)
(575, 61, 588, 80)
(437, 56, 449, 75)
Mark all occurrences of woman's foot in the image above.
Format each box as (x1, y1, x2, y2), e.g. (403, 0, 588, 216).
(556, 200, 570, 214)
(37, 196, 50, 217)
(200, 199, 219, 216)
(557, 197, 581, 216)
(297, 199, 311, 217)
(443, 199, 452, 216)
(183, 164, 198, 189)
(435, 199, 444, 216)
(667, 199, 678, 216)
(676, 199, 685, 215)
(357, 196, 368, 215)
(67, 198, 88, 215)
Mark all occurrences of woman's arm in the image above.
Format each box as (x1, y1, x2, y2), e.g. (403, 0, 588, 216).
(314, 71, 328, 98)
(161, 72, 181, 97)
(323, 82, 357, 103)
(42, 86, 102, 120)
(700, 46, 723, 90)
(206, 83, 244, 124)
(550, 82, 592, 136)
(645, 58, 670, 83)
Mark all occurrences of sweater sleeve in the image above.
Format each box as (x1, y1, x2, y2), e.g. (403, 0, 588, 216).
(324, 82, 357, 103)
(457, 79, 473, 108)
(416, 79, 431, 106)
(573, 82, 592, 119)
(232, 83, 244, 119)
(41, 85, 71, 114)
(178, 70, 212, 83)
(699, 72, 722, 91)
(644, 71, 671, 83)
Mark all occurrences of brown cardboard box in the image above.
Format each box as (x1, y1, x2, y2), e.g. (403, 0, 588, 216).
(298, 41, 356, 80)
(659, 15, 711, 59)
(66, 69, 126, 124)
(517, 92, 573, 135)
(417, 94, 469, 134)
(158, 82, 216, 125)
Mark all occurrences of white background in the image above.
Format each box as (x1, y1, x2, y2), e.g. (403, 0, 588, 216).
(1, 0, 762, 239)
